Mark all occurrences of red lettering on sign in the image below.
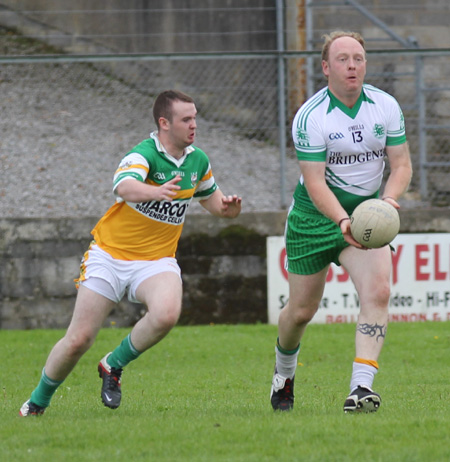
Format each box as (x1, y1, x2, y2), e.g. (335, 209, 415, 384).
(325, 314, 357, 324)
(337, 267, 349, 282)
(390, 313, 427, 322)
(280, 248, 288, 281)
(416, 244, 430, 281)
(434, 244, 447, 280)
(391, 244, 403, 285)
(326, 267, 333, 282)
(326, 266, 349, 283)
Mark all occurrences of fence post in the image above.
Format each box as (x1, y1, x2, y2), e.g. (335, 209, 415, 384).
(276, 0, 288, 208)
(305, 0, 314, 99)
(416, 55, 427, 199)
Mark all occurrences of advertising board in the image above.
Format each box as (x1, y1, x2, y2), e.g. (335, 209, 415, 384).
(267, 234, 450, 324)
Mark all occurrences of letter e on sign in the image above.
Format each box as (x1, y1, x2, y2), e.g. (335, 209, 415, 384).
(416, 244, 430, 281)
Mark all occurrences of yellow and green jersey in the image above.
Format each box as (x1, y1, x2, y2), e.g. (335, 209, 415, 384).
(292, 84, 407, 214)
(92, 132, 217, 260)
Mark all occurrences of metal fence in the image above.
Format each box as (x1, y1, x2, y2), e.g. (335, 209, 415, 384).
(292, 49, 450, 207)
(1, 0, 450, 210)
(2, 49, 450, 211)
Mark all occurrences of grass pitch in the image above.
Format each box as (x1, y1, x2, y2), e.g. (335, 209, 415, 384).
(1, 322, 450, 461)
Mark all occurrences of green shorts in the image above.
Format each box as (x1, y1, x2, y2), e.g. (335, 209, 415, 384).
(285, 203, 349, 275)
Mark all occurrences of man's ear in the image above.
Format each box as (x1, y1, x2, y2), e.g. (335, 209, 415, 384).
(159, 117, 170, 131)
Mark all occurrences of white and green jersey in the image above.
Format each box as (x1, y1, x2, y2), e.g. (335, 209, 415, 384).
(292, 84, 406, 213)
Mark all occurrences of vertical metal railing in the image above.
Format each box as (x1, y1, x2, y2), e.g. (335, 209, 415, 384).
(416, 56, 427, 197)
(305, 0, 315, 99)
(276, 0, 288, 208)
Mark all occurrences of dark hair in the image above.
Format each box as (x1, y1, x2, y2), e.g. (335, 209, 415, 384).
(321, 31, 365, 62)
(152, 90, 195, 129)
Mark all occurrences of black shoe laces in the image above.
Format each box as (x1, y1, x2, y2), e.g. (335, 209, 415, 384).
(106, 367, 122, 391)
(282, 379, 292, 399)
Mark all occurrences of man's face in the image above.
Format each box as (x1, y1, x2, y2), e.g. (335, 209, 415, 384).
(322, 36, 366, 102)
(166, 100, 197, 148)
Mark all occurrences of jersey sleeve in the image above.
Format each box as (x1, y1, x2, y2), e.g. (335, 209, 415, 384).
(385, 99, 407, 146)
(112, 152, 150, 198)
(292, 93, 328, 162)
(193, 163, 217, 199)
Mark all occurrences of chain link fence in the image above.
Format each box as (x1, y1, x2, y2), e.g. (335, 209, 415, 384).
(1, 28, 450, 216)
(0, 53, 287, 217)
(292, 50, 450, 207)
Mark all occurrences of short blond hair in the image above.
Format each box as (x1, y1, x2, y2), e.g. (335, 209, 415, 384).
(321, 31, 365, 62)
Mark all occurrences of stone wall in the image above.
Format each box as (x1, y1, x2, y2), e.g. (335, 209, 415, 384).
(1, 209, 449, 329)
(0, 212, 286, 329)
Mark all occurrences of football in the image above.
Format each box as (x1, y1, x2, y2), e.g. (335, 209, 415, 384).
(350, 199, 400, 248)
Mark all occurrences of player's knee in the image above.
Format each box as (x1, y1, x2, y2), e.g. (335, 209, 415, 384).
(377, 289, 391, 310)
(288, 305, 317, 326)
(64, 331, 95, 358)
(374, 280, 391, 306)
(151, 304, 181, 332)
(161, 308, 181, 330)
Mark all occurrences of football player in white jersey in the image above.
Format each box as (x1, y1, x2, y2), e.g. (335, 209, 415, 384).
(20, 90, 242, 416)
(270, 31, 412, 413)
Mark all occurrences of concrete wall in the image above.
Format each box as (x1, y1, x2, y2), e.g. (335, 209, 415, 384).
(0, 1, 277, 54)
(2, 1, 449, 55)
(1, 209, 449, 329)
(0, 212, 286, 329)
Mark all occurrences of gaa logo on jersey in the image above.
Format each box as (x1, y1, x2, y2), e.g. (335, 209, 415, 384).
(154, 172, 166, 180)
(329, 132, 345, 140)
(190, 172, 198, 187)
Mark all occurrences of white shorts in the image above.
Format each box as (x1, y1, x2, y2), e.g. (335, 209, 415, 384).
(76, 243, 181, 304)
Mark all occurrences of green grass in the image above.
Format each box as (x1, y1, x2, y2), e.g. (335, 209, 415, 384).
(1, 322, 450, 461)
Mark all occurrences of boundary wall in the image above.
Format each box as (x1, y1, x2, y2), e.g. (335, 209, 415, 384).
(1, 210, 448, 329)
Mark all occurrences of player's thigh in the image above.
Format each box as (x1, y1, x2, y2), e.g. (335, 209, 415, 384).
(135, 271, 183, 314)
(339, 245, 392, 301)
(287, 266, 329, 311)
(66, 285, 116, 340)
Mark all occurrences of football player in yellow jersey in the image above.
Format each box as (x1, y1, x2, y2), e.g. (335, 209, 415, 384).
(20, 90, 242, 416)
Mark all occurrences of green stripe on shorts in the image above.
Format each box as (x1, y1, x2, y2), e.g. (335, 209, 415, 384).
(285, 204, 349, 275)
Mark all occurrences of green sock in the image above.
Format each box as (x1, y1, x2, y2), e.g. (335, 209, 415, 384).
(30, 369, 64, 408)
(276, 337, 300, 356)
(108, 334, 142, 369)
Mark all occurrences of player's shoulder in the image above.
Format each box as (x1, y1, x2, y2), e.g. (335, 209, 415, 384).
(189, 144, 208, 158)
(120, 138, 158, 165)
(363, 83, 399, 104)
(127, 137, 157, 156)
(293, 87, 329, 128)
(295, 88, 329, 118)
(186, 145, 211, 169)
(300, 87, 329, 113)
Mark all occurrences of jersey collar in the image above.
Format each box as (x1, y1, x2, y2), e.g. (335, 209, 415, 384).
(150, 131, 195, 166)
(326, 86, 375, 119)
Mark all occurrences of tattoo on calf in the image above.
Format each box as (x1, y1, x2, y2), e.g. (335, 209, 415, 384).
(356, 323, 386, 342)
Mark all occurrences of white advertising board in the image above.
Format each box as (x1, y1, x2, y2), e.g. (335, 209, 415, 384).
(267, 233, 450, 325)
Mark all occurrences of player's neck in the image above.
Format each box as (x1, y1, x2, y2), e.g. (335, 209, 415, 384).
(157, 133, 185, 159)
(328, 87, 360, 109)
